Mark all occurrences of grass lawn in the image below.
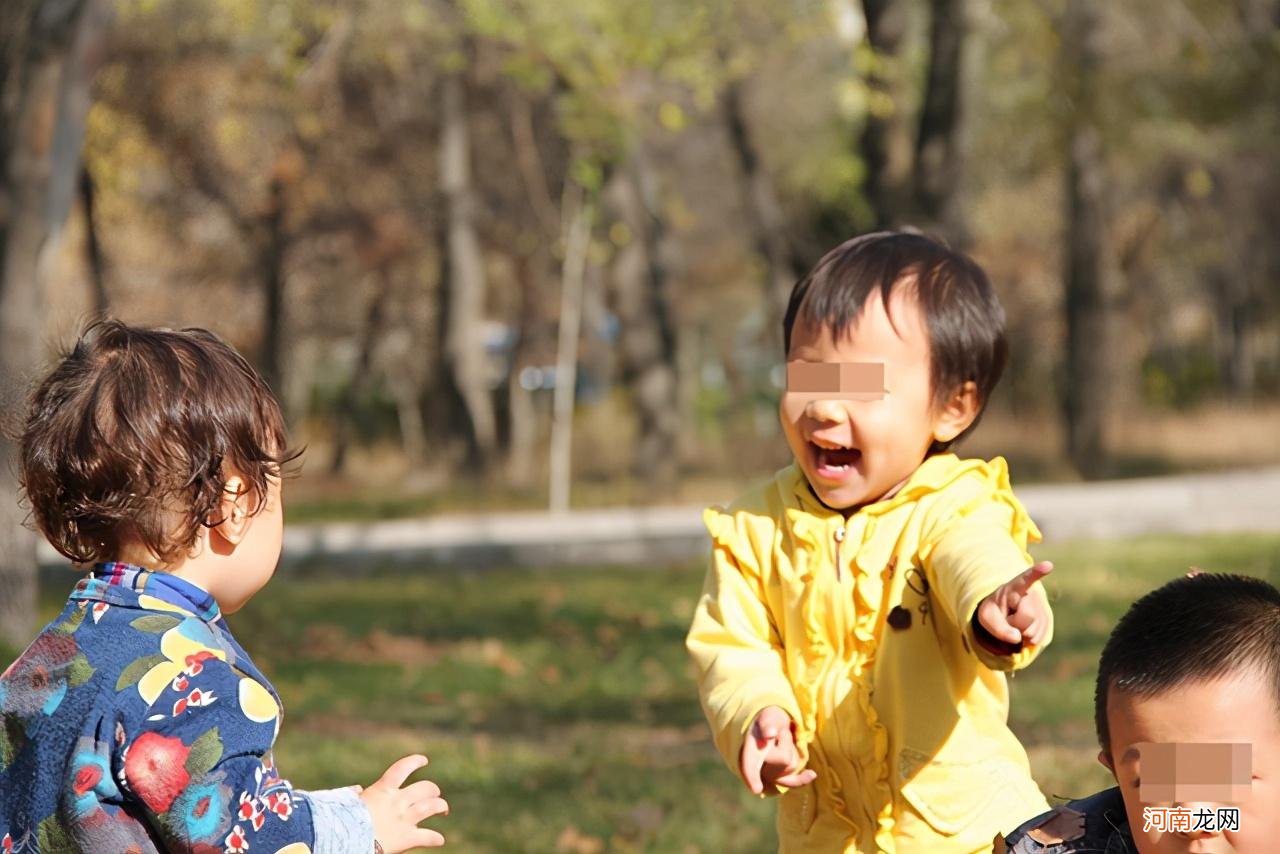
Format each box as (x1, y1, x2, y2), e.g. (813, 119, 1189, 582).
(13, 533, 1280, 852)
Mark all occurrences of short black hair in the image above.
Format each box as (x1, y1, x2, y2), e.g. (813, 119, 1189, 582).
(20, 319, 297, 566)
(782, 230, 1008, 453)
(1094, 572, 1280, 756)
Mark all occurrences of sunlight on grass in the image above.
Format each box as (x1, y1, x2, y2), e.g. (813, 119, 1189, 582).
(12, 533, 1277, 852)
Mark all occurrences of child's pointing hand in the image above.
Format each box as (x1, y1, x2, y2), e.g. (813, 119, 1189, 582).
(740, 706, 817, 795)
(976, 561, 1054, 647)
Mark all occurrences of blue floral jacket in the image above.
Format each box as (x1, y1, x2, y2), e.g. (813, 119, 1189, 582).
(0, 565, 373, 853)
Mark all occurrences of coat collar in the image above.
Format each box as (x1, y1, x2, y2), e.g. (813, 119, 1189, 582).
(70, 562, 223, 623)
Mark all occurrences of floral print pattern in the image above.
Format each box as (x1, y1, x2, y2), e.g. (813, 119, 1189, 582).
(0, 632, 89, 719)
(0, 565, 348, 853)
(134, 618, 228, 707)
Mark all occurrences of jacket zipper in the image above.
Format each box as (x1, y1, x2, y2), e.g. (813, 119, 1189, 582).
(834, 525, 845, 582)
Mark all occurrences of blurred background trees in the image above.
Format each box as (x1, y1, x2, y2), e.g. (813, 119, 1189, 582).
(1, 0, 111, 643)
(3, 0, 1279, 635)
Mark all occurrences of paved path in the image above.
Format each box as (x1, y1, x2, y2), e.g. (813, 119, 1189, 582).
(38, 467, 1279, 571)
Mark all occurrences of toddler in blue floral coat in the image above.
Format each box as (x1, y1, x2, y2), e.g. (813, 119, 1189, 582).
(0, 321, 448, 853)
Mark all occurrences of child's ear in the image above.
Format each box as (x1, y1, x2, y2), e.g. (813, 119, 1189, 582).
(211, 475, 253, 547)
(1097, 749, 1115, 775)
(932, 380, 980, 444)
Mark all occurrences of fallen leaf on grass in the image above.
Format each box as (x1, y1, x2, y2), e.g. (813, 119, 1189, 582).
(480, 638, 525, 676)
(556, 825, 605, 854)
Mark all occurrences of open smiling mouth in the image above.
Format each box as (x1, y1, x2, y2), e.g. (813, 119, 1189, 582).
(808, 439, 862, 480)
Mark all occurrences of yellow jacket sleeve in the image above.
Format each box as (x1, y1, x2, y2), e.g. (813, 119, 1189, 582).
(686, 508, 803, 784)
(920, 490, 1053, 672)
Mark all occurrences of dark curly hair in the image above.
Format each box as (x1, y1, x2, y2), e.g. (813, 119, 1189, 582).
(19, 320, 298, 566)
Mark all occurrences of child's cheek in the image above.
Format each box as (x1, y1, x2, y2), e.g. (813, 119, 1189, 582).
(779, 397, 814, 447)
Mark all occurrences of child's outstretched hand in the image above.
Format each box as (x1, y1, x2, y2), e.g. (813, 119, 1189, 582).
(739, 706, 817, 795)
(976, 561, 1054, 647)
(359, 754, 448, 851)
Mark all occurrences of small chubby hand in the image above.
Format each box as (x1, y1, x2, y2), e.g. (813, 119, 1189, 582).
(360, 754, 448, 852)
(976, 561, 1054, 647)
(739, 706, 817, 796)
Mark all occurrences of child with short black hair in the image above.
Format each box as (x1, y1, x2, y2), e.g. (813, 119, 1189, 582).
(0, 320, 447, 853)
(1004, 571, 1280, 853)
(688, 231, 1055, 852)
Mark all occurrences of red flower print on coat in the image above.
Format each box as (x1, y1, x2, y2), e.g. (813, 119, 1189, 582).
(224, 825, 249, 853)
(3, 832, 13, 853)
(236, 792, 265, 831)
(264, 790, 293, 820)
(73, 762, 104, 796)
(172, 687, 217, 717)
(185, 650, 218, 676)
(123, 732, 191, 813)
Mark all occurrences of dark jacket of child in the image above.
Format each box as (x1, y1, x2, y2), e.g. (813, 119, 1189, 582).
(1001, 787, 1135, 853)
(0, 564, 370, 853)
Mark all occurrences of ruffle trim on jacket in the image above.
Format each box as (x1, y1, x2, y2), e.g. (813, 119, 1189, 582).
(785, 491, 899, 846)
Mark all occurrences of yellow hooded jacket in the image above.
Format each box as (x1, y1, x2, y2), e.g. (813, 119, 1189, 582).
(687, 454, 1052, 853)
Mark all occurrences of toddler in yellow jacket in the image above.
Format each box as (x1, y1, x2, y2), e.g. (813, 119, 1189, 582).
(687, 231, 1054, 853)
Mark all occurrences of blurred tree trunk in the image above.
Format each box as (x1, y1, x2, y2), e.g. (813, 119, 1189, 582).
(79, 163, 108, 315)
(508, 89, 560, 241)
(505, 253, 542, 488)
(1061, 0, 1117, 479)
(505, 87, 558, 488)
(721, 77, 802, 348)
(0, 0, 104, 646)
(859, 0, 913, 230)
(392, 374, 429, 469)
(1213, 2, 1279, 399)
(1211, 267, 1255, 399)
(549, 185, 593, 513)
(1234, 0, 1280, 31)
(430, 69, 496, 470)
(606, 149, 679, 490)
(1208, 225, 1259, 399)
(913, 0, 967, 243)
(260, 174, 287, 396)
(330, 269, 390, 474)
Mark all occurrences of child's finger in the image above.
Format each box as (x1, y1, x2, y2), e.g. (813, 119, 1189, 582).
(755, 705, 789, 742)
(979, 604, 1022, 644)
(773, 768, 817, 789)
(410, 828, 447, 848)
(1019, 618, 1041, 645)
(1006, 600, 1036, 628)
(760, 742, 796, 770)
(741, 742, 765, 794)
(403, 779, 443, 802)
(410, 796, 449, 820)
(1027, 611, 1052, 645)
(1010, 561, 1053, 594)
(376, 754, 429, 789)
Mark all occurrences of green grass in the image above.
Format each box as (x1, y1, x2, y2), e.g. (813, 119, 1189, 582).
(9, 533, 1280, 851)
